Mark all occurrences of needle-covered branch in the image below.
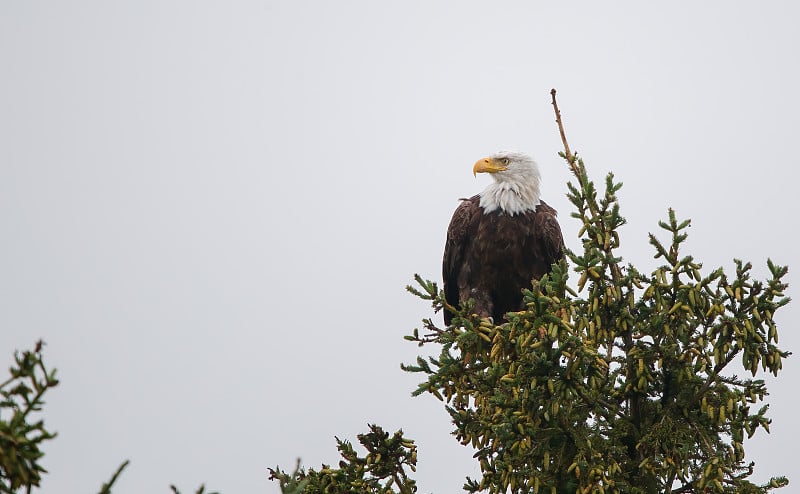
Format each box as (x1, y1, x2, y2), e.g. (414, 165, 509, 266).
(0, 341, 59, 493)
(269, 425, 418, 494)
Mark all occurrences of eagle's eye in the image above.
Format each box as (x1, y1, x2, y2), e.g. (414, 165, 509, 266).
(501, 157, 510, 165)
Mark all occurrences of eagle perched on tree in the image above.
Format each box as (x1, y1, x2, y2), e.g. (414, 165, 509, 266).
(442, 151, 564, 325)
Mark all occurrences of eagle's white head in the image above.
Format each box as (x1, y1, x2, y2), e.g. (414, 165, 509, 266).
(473, 151, 542, 215)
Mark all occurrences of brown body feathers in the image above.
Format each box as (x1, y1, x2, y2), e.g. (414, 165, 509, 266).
(442, 195, 563, 325)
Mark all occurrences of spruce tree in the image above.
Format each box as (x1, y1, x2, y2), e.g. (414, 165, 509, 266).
(272, 91, 789, 493)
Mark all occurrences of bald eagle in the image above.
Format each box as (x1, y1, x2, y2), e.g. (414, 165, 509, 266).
(442, 151, 564, 325)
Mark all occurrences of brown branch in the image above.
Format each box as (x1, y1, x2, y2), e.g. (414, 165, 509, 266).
(550, 88, 579, 178)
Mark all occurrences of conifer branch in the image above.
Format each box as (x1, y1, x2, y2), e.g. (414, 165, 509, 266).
(97, 460, 130, 494)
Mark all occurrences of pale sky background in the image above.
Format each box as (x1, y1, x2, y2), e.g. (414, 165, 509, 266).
(1, 2, 798, 493)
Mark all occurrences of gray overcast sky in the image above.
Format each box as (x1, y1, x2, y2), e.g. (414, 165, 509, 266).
(1, 2, 798, 493)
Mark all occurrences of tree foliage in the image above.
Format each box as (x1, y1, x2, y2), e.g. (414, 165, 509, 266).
(273, 94, 790, 494)
(0, 341, 58, 493)
(269, 425, 418, 494)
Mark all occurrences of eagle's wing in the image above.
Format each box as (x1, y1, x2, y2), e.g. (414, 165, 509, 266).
(442, 195, 480, 325)
(534, 201, 564, 266)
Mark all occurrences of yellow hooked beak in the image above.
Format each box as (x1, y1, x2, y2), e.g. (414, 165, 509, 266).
(473, 156, 508, 177)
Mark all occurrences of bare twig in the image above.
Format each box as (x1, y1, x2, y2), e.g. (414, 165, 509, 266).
(550, 89, 579, 178)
